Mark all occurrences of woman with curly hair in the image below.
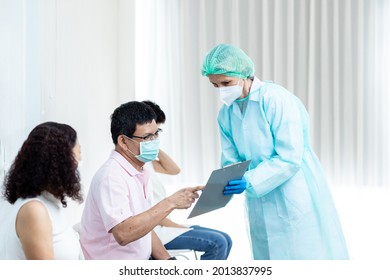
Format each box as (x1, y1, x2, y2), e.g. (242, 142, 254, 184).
(0, 122, 84, 259)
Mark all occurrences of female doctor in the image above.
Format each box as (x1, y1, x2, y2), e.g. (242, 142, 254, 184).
(201, 43, 349, 260)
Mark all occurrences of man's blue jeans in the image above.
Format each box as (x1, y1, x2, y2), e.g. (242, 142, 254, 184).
(164, 225, 232, 260)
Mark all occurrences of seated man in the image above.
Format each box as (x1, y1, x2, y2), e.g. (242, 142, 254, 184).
(79, 101, 203, 260)
(143, 100, 232, 260)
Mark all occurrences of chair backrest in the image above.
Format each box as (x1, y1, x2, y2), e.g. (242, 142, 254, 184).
(73, 222, 81, 239)
(167, 249, 198, 260)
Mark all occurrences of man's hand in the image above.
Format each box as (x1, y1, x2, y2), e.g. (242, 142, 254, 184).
(168, 186, 204, 209)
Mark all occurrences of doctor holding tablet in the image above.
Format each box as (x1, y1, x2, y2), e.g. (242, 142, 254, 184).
(201, 43, 349, 260)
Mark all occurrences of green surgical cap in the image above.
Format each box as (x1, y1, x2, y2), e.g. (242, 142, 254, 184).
(201, 44, 255, 78)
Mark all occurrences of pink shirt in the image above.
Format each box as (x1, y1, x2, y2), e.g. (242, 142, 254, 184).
(80, 150, 151, 259)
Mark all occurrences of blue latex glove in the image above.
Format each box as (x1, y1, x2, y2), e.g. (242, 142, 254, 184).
(223, 176, 247, 195)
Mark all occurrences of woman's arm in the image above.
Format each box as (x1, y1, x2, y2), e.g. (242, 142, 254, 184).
(159, 217, 188, 228)
(16, 200, 54, 259)
(152, 149, 181, 175)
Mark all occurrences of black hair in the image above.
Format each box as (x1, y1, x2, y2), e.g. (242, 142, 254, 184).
(142, 100, 166, 124)
(110, 101, 157, 144)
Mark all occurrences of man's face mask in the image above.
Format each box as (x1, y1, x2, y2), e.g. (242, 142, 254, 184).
(126, 137, 160, 163)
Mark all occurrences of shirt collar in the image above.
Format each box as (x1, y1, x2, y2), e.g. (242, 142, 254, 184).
(248, 77, 265, 100)
(110, 150, 143, 176)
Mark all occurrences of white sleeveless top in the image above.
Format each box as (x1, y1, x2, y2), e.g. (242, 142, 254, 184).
(0, 192, 83, 259)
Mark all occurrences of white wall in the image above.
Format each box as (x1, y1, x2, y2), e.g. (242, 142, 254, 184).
(1, 0, 129, 223)
(0, 0, 41, 183)
(40, 0, 124, 222)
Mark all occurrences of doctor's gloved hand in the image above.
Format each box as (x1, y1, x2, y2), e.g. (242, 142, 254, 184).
(223, 176, 247, 195)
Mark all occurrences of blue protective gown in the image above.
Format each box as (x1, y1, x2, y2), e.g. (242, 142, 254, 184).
(218, 77, 349, 260)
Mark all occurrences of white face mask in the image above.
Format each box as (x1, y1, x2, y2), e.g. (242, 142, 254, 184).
(216, 80, 243, 106)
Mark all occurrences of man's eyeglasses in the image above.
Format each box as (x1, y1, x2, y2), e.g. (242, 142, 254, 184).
(131, 128, 162, 141)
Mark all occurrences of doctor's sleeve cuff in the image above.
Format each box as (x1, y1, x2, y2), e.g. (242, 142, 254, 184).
(244, 163, 300, 198)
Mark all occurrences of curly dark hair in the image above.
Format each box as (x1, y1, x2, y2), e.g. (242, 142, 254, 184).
(110, 101, 157, 144)
(2, 122, 83, 207)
